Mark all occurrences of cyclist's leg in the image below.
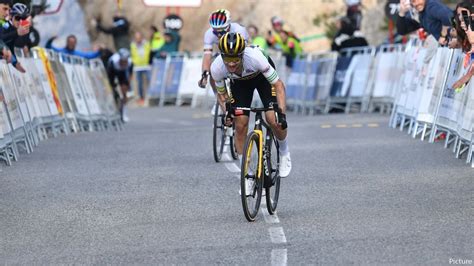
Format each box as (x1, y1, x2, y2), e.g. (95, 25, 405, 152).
(108, 74, 121, 107)
(117, 72, 129, 106)
(258, 79, 291, 176)
(230, 79, 254, 155)
(254, 74, 288, 141)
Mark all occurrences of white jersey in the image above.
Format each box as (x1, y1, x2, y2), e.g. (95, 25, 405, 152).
(108, 53, 133, 72)
(210, 46, 279, 88)
(203, 22, 249, 51)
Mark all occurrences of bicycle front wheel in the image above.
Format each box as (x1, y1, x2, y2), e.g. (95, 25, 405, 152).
(212, 103, 225, 162)
(241, 131, 263, 222)
(265, 131, 280, 215)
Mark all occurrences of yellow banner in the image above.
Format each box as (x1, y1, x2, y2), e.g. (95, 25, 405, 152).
(37, 48, 63, 115)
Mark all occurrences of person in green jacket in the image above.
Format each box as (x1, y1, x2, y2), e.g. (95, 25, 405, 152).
(248, 24, 268, 55)
(154, 30, 179, 59)
(279, 30, 303, 68)
(149, 25, 165, 63)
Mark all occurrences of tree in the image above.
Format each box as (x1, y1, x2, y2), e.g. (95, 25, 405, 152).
(312, 11, 341, 40)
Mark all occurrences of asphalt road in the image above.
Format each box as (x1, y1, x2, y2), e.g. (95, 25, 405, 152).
(1, 106, 472, 264)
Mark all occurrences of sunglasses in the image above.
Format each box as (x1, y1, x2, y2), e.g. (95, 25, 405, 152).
(213, 29, 227, 36)
(13, 16, 27, 21)
(222, 55, 242, 64)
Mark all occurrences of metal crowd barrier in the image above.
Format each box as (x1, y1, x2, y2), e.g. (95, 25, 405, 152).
(0, 48, 122, 166)
(389, 37, 474, 168)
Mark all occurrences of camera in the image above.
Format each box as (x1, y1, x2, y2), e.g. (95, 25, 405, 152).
(461, 10, 470, 30)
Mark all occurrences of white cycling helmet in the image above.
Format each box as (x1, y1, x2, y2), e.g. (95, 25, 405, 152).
(209, 9, 231, 30)
(118, 48, 130, 60)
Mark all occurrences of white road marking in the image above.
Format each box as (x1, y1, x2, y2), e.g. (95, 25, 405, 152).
(263, 209, 281, 224)
(225, 162, 240, 173)
(271, 249, 288, 266)
(268, 227, 287, 244)
(223, 154, 240, 173)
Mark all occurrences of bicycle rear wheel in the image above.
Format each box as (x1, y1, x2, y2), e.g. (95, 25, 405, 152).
(213, 103, 225, 162)
(265, 132, 280, 215)
(241, 131, 263, 222)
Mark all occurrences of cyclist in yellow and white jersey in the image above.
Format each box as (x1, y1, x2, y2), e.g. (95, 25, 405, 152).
(198, 9, 249, 110)
(210, 32, 292, 177)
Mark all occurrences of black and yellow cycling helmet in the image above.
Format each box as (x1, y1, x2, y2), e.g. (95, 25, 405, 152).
(218, 32, 246, 57)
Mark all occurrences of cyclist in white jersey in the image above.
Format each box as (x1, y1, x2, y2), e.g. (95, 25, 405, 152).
(210, 32, 292, 177)
(198, 9, 249, 110)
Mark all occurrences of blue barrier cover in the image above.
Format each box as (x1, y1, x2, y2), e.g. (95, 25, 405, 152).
(304, 60, 319, 101)
(330, 56, 352, 97)
(164, 58, 184, 96)
(148, 59, 167, 97)
(286, 59, 306, 101)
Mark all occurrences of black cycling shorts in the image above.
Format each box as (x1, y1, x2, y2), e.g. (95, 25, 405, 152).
(230, 57, 277, 116)
(109, 71, 130, 87)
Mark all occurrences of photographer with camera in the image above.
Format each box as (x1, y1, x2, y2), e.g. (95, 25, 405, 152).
(0, 2, 30, 73)
(397, 0, 452, 46)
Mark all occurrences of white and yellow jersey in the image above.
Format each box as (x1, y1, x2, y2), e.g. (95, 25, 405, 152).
(203, 23, 249, 51)
(210, 46, 279, 88)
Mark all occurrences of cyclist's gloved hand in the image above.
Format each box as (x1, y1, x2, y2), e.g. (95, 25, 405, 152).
(198, 70, 209, 88)
(272, 103, 288, 130)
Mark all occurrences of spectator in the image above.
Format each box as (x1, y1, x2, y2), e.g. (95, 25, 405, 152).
(45, 35, 100, 59)
(14, 23, 40, 56)
(279, 30, 303, 68)
(345, 0, 362, 30)
(396, 0, 421, 35)
(9, 2, 40, 56)
(0, 0, 10, 27)
(166, 29, 181, 52)
(0, 2, 30, 73)
(266, 16, 299, 51)
(331, 16, 369, 54)
(399, 0, 453, 46)
(453, 1, 472, 52)
(149, 25, 164, 63)
(154, 30, 179, 59)
(451, 1, 474, 91)
(248, 24, 268, 54)
(130, 31, 151, 105)
(95, 11, 130, 50)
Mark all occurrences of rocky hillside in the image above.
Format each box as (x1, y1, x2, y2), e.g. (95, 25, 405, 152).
(78, 0, 386, 53)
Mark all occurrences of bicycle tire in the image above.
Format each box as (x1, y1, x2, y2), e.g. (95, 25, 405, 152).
(265, 131, 280, 215)
(212, 103, 225, 162)
(240, 131, 263, 222)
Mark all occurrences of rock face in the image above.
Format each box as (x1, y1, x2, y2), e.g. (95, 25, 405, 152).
(34, 0, 92, 50)
(78, 0, 385, 52)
